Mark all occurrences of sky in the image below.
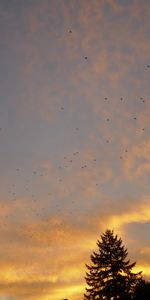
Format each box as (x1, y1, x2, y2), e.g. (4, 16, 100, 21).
(0, 0, 150, 299)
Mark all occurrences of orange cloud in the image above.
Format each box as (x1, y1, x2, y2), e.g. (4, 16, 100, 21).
(0, 194, 149, 299)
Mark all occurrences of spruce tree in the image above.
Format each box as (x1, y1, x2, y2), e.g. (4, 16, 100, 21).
(84, 229, 141, 300)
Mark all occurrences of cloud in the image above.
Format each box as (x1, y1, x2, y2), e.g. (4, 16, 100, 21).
(0, 194, 149, 299)
(1, 0, 150, 299)
(123, 138, 150, 180)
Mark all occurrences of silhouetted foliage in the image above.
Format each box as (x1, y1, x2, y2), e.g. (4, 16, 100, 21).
(84, 229, 141, 300)
(133, 279, 150, 299)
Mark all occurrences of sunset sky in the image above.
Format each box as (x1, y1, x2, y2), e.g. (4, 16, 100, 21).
(0, 0, 150, 299)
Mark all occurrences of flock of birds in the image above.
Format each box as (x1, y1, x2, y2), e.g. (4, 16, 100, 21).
(0, 31, 149, 224)
(1, 99, 149, 228)
(0, 30, 149, 224)
(0, 29, 149, 300)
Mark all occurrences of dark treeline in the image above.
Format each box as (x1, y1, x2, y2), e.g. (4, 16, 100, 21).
(63, 229, 150, 300)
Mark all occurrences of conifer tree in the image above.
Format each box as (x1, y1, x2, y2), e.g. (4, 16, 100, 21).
(84, 229, 141, 300)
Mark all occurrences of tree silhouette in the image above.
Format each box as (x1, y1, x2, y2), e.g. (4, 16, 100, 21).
(84, 229, 141, 300)
(134, 279, 150, 299)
